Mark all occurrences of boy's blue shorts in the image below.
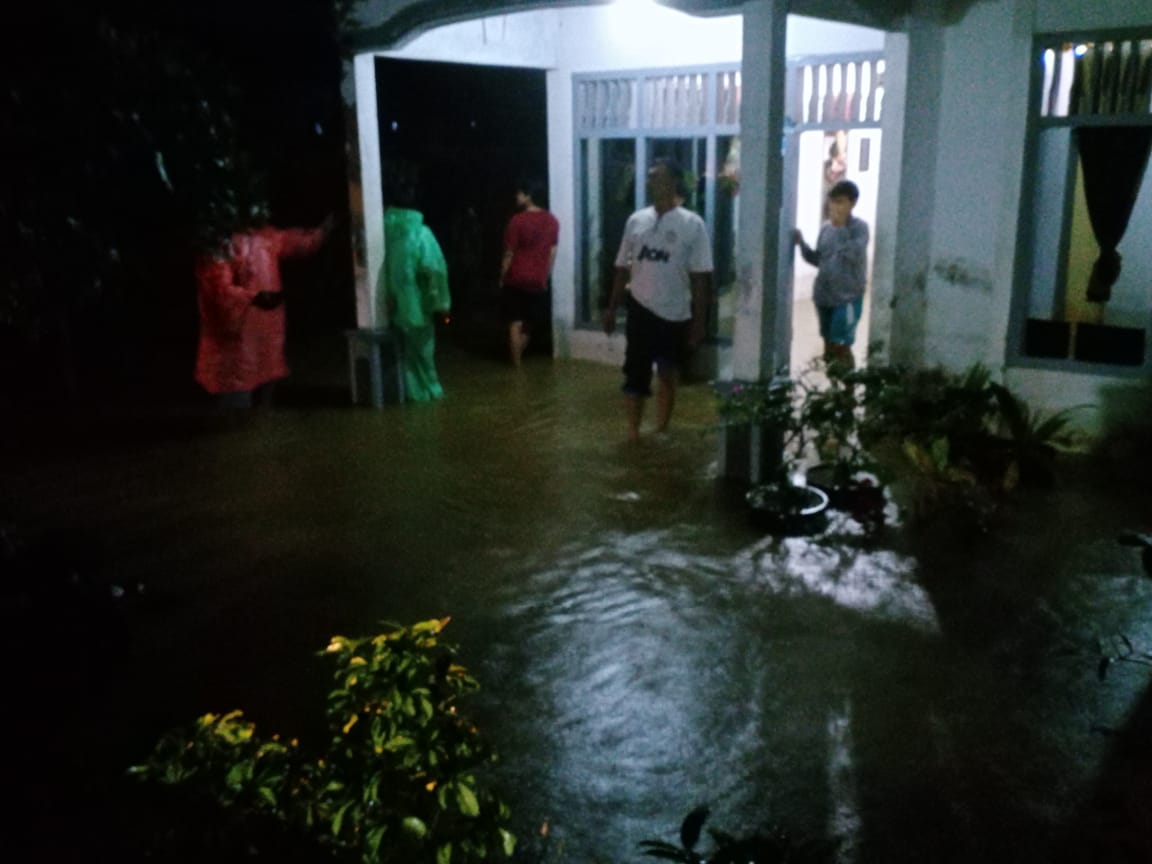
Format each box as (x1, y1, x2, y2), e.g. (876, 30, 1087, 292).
(816, 298, 864, 346)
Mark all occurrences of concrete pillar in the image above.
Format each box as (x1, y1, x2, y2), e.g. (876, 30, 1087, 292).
(730, 0, 789, 382)
(877, 15, 945, 368)
(346, 53, 385, 329)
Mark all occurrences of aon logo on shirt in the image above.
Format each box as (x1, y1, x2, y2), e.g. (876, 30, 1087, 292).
(637, 244, 671, 263)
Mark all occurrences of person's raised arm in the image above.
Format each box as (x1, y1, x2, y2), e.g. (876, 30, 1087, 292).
(793, 228, 820, 267)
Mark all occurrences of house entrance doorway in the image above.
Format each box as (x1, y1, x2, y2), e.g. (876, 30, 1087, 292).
(785, 53, 885, 372)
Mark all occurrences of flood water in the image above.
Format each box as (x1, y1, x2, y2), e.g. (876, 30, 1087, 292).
(4, 342, 1152, 863)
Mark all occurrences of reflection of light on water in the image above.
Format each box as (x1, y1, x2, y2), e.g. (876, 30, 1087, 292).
(500, 530, 767, 841)
(826, 698, 861, 863)
(494, 525, 937, 856)
(736, 526, 939, 634)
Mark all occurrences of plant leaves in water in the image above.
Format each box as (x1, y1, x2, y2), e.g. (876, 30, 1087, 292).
(679, 805, 710, 852)
(638, 843, 693, 862)
(1097, 656, 1112, 681)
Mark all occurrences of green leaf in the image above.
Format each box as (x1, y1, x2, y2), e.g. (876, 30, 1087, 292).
(402, 815, 428, 838)
(332, 800, 355, 837)
(257, 786, 277, 807)
(500, 828, 516, 857)
(437, 842, 453, 864)
(455, 783, 480, 817)
(225, 762, 248, 789)
(366, 825, 386, 858)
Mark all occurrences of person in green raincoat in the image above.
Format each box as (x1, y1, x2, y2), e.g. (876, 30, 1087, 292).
(380, 164, 451, 401)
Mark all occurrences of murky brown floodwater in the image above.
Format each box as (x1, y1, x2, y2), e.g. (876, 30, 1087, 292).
(4, 342, 1151, 863)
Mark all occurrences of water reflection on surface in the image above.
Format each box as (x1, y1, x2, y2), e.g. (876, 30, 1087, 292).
(481, 507, 941, 862)
(6, 349, 1152, 863)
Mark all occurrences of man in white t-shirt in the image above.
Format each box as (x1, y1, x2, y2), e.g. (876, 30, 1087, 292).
(603, 158, 714, 442)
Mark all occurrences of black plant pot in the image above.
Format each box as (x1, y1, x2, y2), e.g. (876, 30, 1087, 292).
(804, 463, 853, 509)
(806, 463, 887, 533)
(745, 482, 830, 536)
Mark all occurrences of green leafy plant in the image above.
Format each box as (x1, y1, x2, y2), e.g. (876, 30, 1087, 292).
(716, 359, 1079, 531)
(129, 618, 515, 864)
(988, 383, 1090, 486)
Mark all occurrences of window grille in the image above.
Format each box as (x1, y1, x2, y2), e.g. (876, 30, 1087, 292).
(576, 78, 638, 130)
(641, 73, 708, 128)
(575, 68, 739, 132)
(794, 58, 885, 125)
(716, 70, 741, 126)
(1039, 39, 1152, 118)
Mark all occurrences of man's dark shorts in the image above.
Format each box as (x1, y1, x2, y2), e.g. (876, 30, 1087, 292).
(622, 294, 689, 397)
(502, 285, 550, 327)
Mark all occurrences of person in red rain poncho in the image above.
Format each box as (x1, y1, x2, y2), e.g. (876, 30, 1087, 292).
(195, 215, 333, 408)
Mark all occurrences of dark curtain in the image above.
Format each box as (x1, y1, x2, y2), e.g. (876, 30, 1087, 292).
(1075, 126, 1152, 303)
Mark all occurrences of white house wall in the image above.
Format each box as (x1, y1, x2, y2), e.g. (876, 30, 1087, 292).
(917, 0, 1152, 436)
(916, 0, 1033, 375)
(353, 2, 882, 358)
(1034, 0, 1152, 33)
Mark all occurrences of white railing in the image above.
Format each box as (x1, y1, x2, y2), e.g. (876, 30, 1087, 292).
(796, 58, 885, 125)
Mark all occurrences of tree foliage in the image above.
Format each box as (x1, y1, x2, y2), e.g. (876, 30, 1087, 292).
(1, 0, 352, 400)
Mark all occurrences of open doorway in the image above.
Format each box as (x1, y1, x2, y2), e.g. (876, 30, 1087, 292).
(790, 127, 881, 370)
(374, 58, 549, 358)
(786, 54, 885, 373)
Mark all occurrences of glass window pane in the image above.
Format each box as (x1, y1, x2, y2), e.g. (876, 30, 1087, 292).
(713, 135, 740, 343)
(1022, 125, 1151, 366)
(578, 139, 636, 325)
(646, 137, 707, 217)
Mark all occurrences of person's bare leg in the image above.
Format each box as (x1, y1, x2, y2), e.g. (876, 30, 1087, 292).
(508, 322, 527, 367)
(655, 369, 677, 432)
(830, 343, 855, 371)
(625, 394, 644, 443)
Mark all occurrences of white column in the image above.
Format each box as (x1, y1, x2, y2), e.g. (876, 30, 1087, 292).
(876, 17, 945, 367)
(349, 52, 385, 329)
(731, 0, 789, 382)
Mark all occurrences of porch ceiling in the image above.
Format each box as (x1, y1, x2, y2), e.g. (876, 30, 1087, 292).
(347, 0, 985, 52)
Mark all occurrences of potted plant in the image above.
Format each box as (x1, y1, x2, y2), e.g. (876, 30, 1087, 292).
(793, 362, 890, 534)
(714, 376, 792, 485)
(715, 375, 829, 535)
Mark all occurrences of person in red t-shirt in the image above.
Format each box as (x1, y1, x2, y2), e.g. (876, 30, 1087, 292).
(499, 179, 559, 367)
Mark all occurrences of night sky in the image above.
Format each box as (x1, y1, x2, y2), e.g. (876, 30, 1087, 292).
(3, 1, 551, 405)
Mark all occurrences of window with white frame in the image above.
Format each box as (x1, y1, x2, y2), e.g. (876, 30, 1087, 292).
(573, 66, 741, 336)
(1014, 34, 1152, 371)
